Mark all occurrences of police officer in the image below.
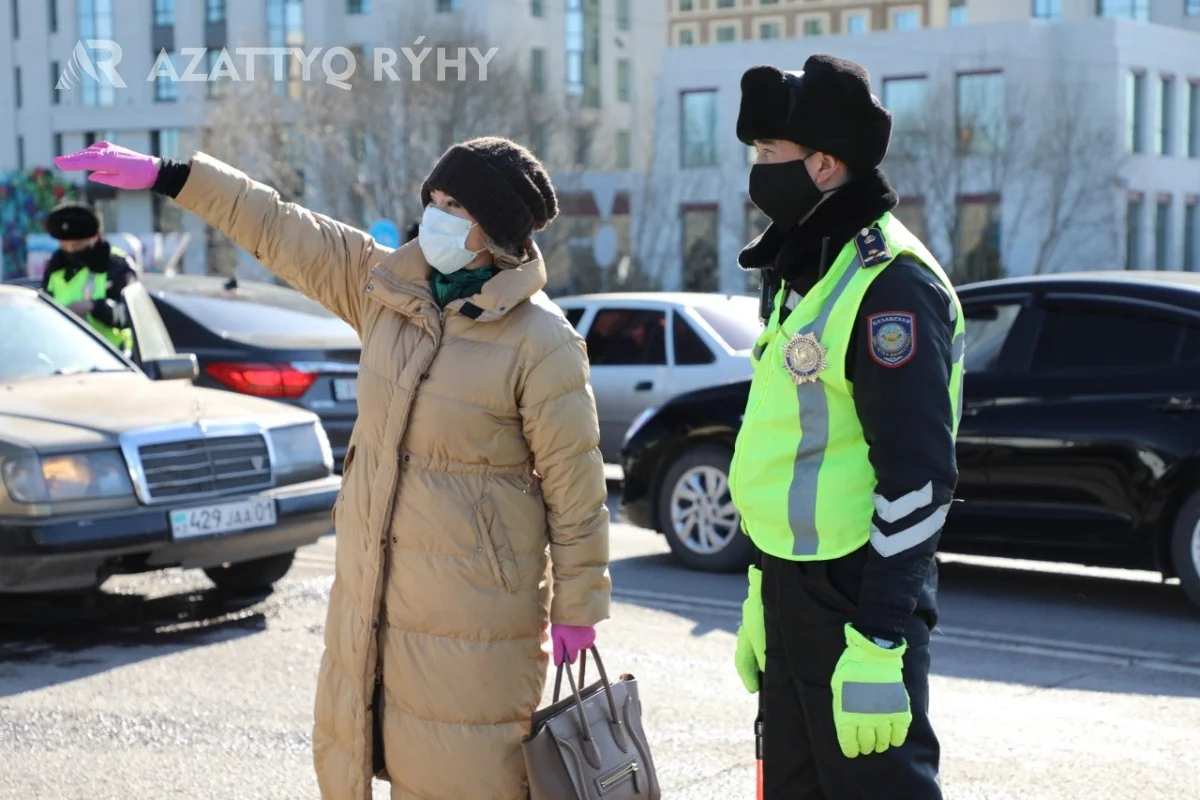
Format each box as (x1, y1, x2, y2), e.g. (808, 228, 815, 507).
(729, 55, 964, 799)
(41, 202, 137, 354)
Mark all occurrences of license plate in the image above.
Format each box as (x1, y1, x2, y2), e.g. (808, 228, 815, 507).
(332, 378, 357, 402)
(170, 498, 277, 540)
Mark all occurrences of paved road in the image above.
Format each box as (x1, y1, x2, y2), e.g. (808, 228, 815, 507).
(2, 510, 1199, 800)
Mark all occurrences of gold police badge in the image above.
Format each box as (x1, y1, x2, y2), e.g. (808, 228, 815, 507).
(781, 332, 828, 385)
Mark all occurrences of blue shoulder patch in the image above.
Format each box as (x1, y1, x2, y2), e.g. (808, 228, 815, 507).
(868, 311, 916, 368)
(855, 227, 892, 268)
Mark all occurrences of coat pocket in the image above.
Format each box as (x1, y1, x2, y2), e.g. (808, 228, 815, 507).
(332, 444, 357, 528)
(473, 497, 520, 593)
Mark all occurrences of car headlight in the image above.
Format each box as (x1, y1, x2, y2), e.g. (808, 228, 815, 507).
(1, 450, 134, 504)
(623, 406, 659, 447)
(268, 422, 333, 485)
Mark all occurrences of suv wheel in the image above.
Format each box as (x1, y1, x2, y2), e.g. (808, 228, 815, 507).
(1170, 491, 1200, 610)
(203, 551, 296, 592)
(656, 443, 754, 572)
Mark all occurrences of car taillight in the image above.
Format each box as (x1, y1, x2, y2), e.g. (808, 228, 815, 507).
(204, 362, 317, 399)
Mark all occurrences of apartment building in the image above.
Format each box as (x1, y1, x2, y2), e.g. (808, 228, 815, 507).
(646, 17, 1200, 293)
(0, 0, 667, 279)
(667, 0, 1200, 46)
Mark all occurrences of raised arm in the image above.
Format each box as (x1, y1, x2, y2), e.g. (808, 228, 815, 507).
(56, 142, 388, 331)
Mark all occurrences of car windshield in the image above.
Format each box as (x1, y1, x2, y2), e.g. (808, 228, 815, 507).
(156, 282, 358, 344)
(0, 293, 130, 381)
(690, 298, 763, 351)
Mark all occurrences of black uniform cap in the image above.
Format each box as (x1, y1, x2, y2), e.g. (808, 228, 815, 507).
(736, 54, 893, 172)
(45, 202, 102, 241)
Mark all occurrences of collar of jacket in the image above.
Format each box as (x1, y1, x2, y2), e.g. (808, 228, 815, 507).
(372, 239, 548, 323)
(47, 239, 114, 281)
(738, 167, 899, 293)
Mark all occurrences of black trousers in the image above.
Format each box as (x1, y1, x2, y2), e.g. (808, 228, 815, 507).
(760, 546, 942, 800)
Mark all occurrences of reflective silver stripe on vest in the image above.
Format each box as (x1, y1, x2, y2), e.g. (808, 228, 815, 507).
(952, 331, 965, 427)
(787, 258, 863, 556)
(841, 680, 909, 714)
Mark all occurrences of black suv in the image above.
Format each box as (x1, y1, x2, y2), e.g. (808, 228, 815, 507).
(620, 271, 1200, 609)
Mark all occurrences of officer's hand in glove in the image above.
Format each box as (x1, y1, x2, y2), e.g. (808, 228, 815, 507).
(830, 623, 911, 758)
(734, 566, 766, 693)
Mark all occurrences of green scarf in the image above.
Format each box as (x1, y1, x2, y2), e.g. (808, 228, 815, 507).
(430, 265, 499, 309)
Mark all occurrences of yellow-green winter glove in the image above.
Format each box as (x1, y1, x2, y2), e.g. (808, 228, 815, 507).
(830, 624, 911, 758)
(734, 566, 766, 693)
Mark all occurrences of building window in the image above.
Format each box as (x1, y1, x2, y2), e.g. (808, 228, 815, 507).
(531, 0, 543, 17)
(51, 62, 61, 104)
(154, 0, 174, 26)
(616, 130, 632, 168)
(678, 27, 695, 45)
(716, 0, 736, 7)
(347, 0, 369, 13)
(529, 125, 547, 159)
(435, 0, 460, 11)
(574, 127, 592, 167)
(155, 50, 178, 101)
(895, 196, 928, 243)
(206, 49, 228, 99)
(1185, 201, 1198, 271)
(49, 0, 58, 32)
(883, 76, 928, 157)
(566, 0, 583, 95)
(531, 48, 546, 93)
(956, 71, 1005, 155)
(16, 136, 24, 170)
(801, 16, 825, 35)
(14, 66, 21, 109)
(679, 0, 693, 10)
(267, 0, 304, 98)
(79, 0, 116, 107)
(53, 133, 63, 158)
(1188, 82, 1199, 158)
(1155, 196, 1171, 269)
(207, 0, 226, 23)
(1032, 0, 1060, 18)
(617, 0, 630, 31)
(616, 58, 631, 102)
(1096, 0, 1149, 21)
(956, 196, 1002, 280)
(10, 0, 17, 38)
(714, 24, 737, 42)
(681, 205, 719, 292)
(949, 0, 967, 25)
(1127, 70, 1146, 153)
(759, 20, 781, 39)
(680, 90, 718, 168)
(892, 8, 920, 30)
(1126, 194, 1143, 268)
(1188, 0, 1200, 15)
(1158, 76, 1174, 156)
(845, 11, 868, 33)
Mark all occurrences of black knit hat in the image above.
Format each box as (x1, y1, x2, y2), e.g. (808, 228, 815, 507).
(45, 202, 102, 241)
(420, 136, 558, 252)
(736, 55, 892, 171)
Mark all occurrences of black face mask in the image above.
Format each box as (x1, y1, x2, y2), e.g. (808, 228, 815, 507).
(748, 154, 835, 229)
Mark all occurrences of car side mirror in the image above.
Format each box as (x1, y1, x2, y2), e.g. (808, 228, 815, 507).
(145, 354, 199, 382)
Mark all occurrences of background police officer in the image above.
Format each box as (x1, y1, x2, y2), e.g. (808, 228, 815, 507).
(729, 55, 965, 799)
(41, 202, 138, 354)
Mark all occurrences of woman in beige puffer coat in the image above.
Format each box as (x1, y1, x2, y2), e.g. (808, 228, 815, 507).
(57, 136, 612, 800)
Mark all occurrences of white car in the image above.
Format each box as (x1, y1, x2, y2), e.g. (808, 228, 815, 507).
(553, 292, 762, 463)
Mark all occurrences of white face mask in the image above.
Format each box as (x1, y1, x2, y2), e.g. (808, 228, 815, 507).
(418, 205, 484, 275)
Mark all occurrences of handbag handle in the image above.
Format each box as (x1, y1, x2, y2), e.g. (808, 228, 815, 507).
(554, 646, 624, 732)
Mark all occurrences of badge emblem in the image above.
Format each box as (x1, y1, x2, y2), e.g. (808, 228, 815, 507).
(781, 332, 828, 385)
(868, 311, 916, 367)
(855, 227, 892, 268)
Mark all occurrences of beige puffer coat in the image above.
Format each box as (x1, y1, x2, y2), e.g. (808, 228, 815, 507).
(172, 153, 612, 800)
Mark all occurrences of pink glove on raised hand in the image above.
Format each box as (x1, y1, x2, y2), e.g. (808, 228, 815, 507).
(54, 141, 159, 191)
(551, 624, 596, 666)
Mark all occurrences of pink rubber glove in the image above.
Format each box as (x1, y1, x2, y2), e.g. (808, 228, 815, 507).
(551, 624, 596, 666)
(54, 141, 159, 190)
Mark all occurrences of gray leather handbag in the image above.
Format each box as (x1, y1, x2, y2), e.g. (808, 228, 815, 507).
(523, 646, 660, 799)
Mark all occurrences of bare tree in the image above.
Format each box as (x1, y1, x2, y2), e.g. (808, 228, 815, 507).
(203, 6, 563, 259)
(884, 65, 1123, 282)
